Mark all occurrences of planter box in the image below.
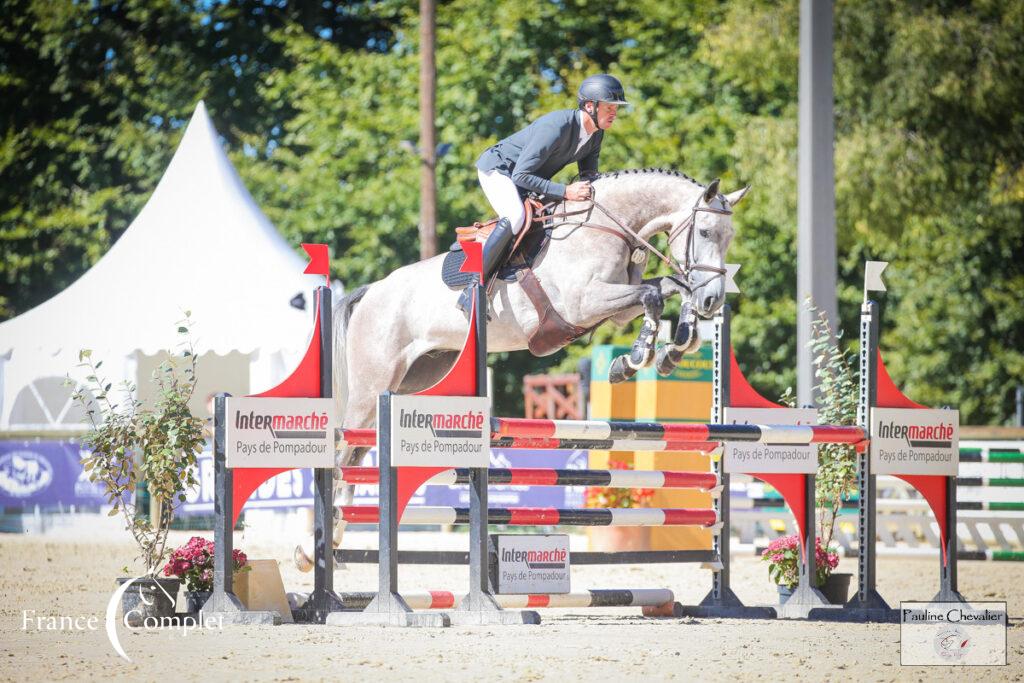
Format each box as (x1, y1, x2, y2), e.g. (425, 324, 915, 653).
(117, 577, 180, 626)
(777, 572, 852, 605)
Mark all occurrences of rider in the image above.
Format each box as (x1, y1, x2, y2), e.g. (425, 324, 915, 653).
(457, 73, 627, 313)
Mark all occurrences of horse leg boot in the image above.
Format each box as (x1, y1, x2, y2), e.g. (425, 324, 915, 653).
(456, 217, 515, 314)
(655, 302, 701, 376)
(608, 287, 663, 383)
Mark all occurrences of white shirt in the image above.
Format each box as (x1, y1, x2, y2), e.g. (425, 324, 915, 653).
(576, 110, 594, 153)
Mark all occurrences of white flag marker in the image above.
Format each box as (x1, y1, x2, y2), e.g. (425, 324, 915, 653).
(864, 261, 888, 301)
(725, 263, 741, 294)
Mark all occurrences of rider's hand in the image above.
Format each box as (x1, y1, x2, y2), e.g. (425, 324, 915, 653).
(564, 181, 592, 202)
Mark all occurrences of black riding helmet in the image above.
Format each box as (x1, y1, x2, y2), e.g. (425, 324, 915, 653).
(578, 74, 627, 129)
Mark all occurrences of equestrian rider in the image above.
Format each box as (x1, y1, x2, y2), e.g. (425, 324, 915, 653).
(457, 73, 627, 313)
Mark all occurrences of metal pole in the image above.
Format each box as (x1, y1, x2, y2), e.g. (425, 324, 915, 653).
(418, 0, 437, 260)
(797, 0, 838, 406)
(1016, 385, 1023, 427)
(934, 473, 965, 602)
(207, 395, 243, 613)
(846, 300, 890, 613)
(307, 287, 344, 621)
(466, 283, 499, 610)
(712, 305, 731, 602)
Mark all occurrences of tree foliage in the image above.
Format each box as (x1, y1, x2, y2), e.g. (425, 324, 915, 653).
(2, 0, 1021, 423)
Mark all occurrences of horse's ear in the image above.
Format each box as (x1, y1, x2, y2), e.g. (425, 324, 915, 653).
(723, 185, 750, 207)
(703, 178, 720, 203)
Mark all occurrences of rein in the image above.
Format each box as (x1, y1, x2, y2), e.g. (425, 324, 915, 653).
(541, 189, 731, 294)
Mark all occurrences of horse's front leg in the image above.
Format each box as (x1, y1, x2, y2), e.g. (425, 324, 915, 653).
(655, 301, 702, 376)
(643, 274, 689, 301)
(579, 281, 663, 384)
(639, 276, 703, 377)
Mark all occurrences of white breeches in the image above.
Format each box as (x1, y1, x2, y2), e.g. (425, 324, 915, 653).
(478, 169, 526, 234)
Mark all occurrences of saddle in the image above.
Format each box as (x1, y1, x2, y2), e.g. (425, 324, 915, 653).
(441, 198, 592, 357)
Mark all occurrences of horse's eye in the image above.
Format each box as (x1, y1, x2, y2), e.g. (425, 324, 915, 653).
(699, 228, 710, 238)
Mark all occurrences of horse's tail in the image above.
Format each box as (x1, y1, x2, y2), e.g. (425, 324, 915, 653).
(332, 284, 369, 425)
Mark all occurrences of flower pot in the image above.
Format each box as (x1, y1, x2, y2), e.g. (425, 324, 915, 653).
(819, 572, 852, 605)
(185, 591, 212, 614)
(117, 577, 180, 627)
(587, 525, 652, 552)
(776, 573, 851, 605)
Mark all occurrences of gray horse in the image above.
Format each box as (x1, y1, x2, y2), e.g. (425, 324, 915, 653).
(294, 168, 746, 569)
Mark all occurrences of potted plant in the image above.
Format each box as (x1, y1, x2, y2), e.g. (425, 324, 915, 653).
(585, 460, 655, 551)
(777, 304, 859, 603)
(70, 318, 205, 625)
(163, 536, 249, 613)
(761, 534, 841, 602)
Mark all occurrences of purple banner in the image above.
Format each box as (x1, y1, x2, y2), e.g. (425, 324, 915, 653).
(180, 447, 588, 516)
(0, 441, 107, 508)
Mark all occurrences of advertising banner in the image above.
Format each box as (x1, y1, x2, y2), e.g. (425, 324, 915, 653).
(224, 397, 336, 469)
(388, 395, 489, 468)
(490, 534, 570, 594)
(870, 408, 959, 476)
(0, 441, 107, 508)
(723, 408, 819, 474)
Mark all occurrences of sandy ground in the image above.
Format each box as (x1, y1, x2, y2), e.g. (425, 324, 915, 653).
(1, 522, 1022, 682)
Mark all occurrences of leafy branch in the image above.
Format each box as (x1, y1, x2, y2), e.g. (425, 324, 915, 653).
(69, 316, 205, 576)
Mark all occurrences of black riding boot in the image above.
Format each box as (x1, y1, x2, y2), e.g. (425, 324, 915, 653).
(456, 217, 516, 314)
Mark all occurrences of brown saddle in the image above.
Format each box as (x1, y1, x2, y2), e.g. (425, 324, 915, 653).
(454, 197, 546, 252)
(448, 197, 593, 357)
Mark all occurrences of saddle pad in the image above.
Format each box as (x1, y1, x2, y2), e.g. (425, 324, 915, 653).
(441, 248, 524, 290)
(441, 249, 478, 289)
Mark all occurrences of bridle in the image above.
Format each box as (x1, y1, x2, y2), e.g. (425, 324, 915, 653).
(542, 188, 731, 295)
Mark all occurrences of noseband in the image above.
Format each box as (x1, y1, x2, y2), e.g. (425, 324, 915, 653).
(664, 194, 731, 293)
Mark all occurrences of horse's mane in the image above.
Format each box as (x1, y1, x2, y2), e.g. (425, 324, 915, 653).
(590, 167, 705, 189)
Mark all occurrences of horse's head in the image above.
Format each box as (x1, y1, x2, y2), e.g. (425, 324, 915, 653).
(668, 179, 748, 318)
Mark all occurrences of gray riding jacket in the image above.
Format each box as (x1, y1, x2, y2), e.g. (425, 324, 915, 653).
(475, 109, 603, 199)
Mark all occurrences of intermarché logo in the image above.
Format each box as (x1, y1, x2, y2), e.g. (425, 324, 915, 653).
(233, 409, 329, 439)
(399, 408, 485, 439)
(876, 420, 955, 448)
(501, 547, 568, 569)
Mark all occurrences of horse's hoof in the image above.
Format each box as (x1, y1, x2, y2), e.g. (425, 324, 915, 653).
(655, 345, 683, 376)
(293, 541, 314, 573)
(608, 355, 638, 384)
(683, 332, 703, 354)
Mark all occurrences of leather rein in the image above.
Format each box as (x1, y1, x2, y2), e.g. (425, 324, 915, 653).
(537, 190, 731, 295)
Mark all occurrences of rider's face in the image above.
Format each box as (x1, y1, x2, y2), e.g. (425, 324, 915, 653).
(586, 102, 619, 130)
(596, 102, 618, 130)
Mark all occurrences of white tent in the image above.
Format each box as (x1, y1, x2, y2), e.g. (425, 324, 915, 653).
(0, 101, 328, 431)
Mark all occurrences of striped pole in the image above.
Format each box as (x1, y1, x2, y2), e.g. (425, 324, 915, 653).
(751, 498, 1024, 513)
(340, 428, 720, 454)
(343, 422, 867, 450)
(337, 505, 719, 527)
(337, 467, 720, 491)
(338, 588, 675, 610)
(489, 417, 867, 446)
(959, 448, 1024, 464)
(957, 477, 1024, 488)
(958, 550, 1024, 562)
(958, 501, 1024, 511)
(491, 437, 721, 453)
